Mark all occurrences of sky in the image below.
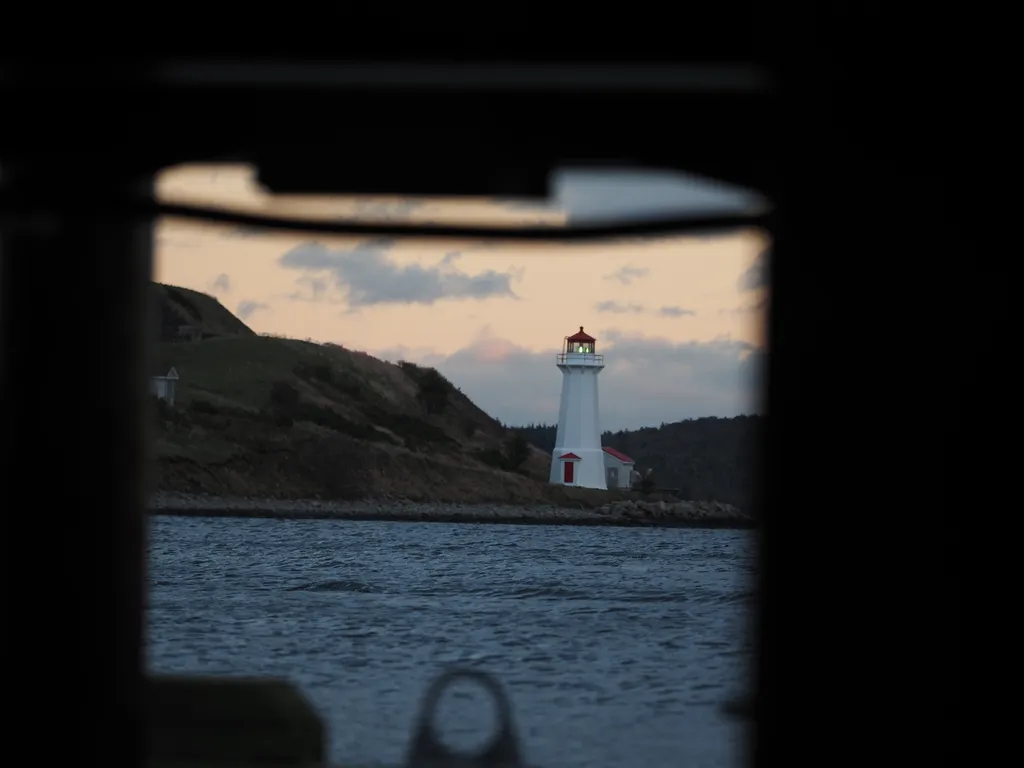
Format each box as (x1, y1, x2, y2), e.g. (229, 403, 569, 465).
(155, 164, 770, 432)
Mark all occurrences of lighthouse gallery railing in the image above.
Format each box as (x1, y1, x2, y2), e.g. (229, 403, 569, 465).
(556, 353, 604, 364)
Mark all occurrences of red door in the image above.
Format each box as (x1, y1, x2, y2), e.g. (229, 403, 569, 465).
(563, 461, 574, 484)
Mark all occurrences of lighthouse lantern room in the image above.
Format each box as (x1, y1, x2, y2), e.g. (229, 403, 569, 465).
(549, 326, 607, 489)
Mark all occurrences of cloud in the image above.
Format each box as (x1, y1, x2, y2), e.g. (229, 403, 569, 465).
(236, 300, 270, 320)
(595, 301, 695, 318)
(658, 305, 695, 318)
(288, 275, 331, 303)
(596, 300, 645, 314)
(209, 273, 231, 294)
(374, 330, 762, 432)
(604, 264, 649, 285)
(279, 239, 518, 307)
(739, 246, 770, 291)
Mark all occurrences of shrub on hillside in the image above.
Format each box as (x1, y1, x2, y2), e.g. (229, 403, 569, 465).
(190, 399, 219, 415)
(365, 406, 456, 450)
(293, 362, 365, 400)
(300, 406, 381, 441)
(474, 448, 508, 470)
(270, 380, 300, 409)
(335, 378, 364, 399)
(151, 394, 173, 420)
(398, 361, 451, 415)
(505, 431, 531, 470)
(392, 414, 453, 447)
(417, 370, 449, 415)
(276, 397, 386, 443)
(472, 432, 531, 473)
(293, 362, 333, 385)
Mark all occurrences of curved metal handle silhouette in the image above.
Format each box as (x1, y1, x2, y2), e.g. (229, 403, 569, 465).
(406, 668, 524, 768)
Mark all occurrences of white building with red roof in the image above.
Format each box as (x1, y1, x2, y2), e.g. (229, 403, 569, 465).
(549, 326, 608, 489)
(601, 446, 637, 489)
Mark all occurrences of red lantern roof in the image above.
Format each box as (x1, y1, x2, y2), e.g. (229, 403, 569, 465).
(566, 326, 596, 343)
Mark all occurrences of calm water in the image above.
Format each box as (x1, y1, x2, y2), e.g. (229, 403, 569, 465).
(148, 517, 756, 768)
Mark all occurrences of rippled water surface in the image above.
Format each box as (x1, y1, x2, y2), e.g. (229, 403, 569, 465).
(148, 517, 755, 768)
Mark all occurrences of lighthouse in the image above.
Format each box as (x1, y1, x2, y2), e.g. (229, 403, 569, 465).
(549, 326, 607, 489)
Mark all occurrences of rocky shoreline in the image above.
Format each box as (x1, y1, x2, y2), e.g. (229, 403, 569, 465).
(148, 492, 755, 529)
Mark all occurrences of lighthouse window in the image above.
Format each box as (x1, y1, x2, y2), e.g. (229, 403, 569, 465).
(573, 341, 594, 354)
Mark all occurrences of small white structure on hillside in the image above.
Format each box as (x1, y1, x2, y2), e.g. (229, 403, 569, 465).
(549, 326, 607, 489)
(602, 446, 636, 489)
(150, 365, 179, 406)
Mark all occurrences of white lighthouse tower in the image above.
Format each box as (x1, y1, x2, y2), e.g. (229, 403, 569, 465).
(549, 326, 607, 489)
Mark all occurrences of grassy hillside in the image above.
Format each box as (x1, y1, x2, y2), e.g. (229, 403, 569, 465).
(150, 329, 564, 502)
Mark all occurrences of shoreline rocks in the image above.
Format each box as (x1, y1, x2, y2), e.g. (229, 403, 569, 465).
(148, 492, 754, 529)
